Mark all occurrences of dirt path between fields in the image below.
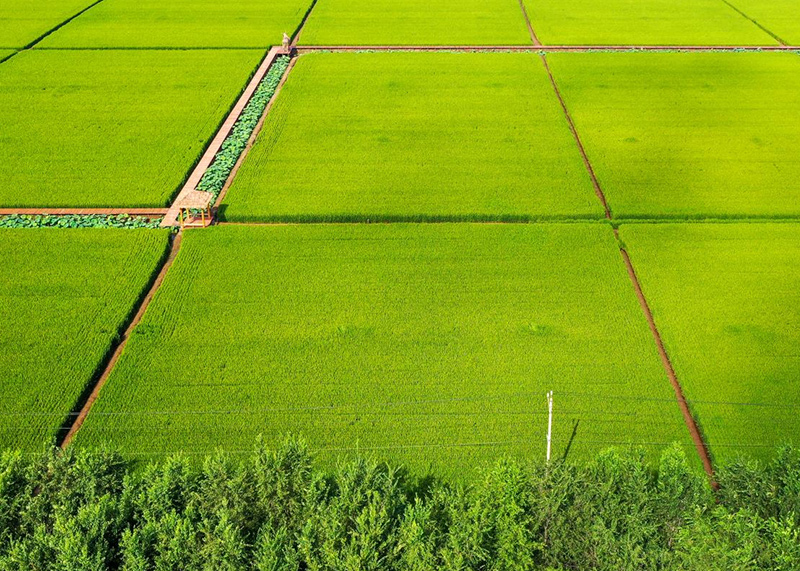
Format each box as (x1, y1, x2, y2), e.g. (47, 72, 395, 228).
(517, 0, 542, 46)
(615, 230, 716, 483)
(538, 54, 612, 219)
(59, 231, 183, 448)
(295, 45, 799, 52)
(0, 208, 167, 216)
(538, 48, 716, 481)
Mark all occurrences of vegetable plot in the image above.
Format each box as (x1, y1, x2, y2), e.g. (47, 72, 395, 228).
(0, 49, 263, 208)
(620, 223, 800, 463)
(547, 52, 800, 219)
(75, 224, 692, 476)
(0, 229, 170, 451)
(222, 52, 601, 222)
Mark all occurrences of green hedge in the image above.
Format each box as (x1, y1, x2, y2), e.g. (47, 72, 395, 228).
(0, 441, 797, 570)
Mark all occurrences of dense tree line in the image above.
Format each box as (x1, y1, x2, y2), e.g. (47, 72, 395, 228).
(0, 439, 798, 570)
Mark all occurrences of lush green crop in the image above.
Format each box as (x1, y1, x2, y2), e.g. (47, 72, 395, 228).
(0, 229, 170, 451)
(0, 49, 263, 208)
(197, 56, 291, 203)
(725, 0, 799, 44)
(76, 224, 693, 475)
(547, 52, 800, 219)
(222, 52, 601, 222)
(0, 50, 14, 62)
(300, 0, 530, 45)
(525, 0, 776, 45)
(619, 223, 800, 463)
(40, 0, 313, 48)
(0, 0, 94, 47)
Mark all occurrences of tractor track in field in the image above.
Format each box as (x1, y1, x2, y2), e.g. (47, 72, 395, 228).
(59, 231, 183, 448)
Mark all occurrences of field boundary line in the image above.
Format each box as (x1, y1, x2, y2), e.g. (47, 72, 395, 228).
(538, 54, 611, 219)
(719, 0, 788, 46)
(516, 0, 542, 46)
(59, 232, 183, 449)
(19, 0, 107, 52)
(0, 208, 167, 216)
(291, 0, 321, 47)
(214, 56, 297, 209)
(614, 229, 716, 483)
(295, 45, 799, 52)
(162, 46, 289, 227)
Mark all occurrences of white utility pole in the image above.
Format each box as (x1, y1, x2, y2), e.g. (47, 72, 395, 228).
(546, 391, 553, 463)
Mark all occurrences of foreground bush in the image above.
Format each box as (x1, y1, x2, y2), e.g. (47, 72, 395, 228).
(0, 440, 797, 570)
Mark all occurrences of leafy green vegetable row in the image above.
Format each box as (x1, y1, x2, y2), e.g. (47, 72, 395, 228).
(197, 55, 291, 203)
(0, 214, 163, 229)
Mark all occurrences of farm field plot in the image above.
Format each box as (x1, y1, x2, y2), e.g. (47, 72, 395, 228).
(40, 0, 313, 48)
(620, 223, 800, 463)
(74, 224, 693, 475)
(0, 229, 169, 451)
(524, 0, 777, 45)
(222, 53, 601, 222)
(547, 52, 800, 219)
(726, 0, 800, 44)
(0, 50, 14, 62)
(299, 0, 530, 45)
(0, 0, 95, 47)
(0, 49, 263, 208)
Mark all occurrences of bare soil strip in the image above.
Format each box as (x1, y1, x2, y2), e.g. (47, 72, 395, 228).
(0, 208, 167, 216)
(214, 57, 297, 209)
(614, 230, 716, 482)
(517, 0, 542, 46)
(720, 0, 788, 46)
(162, 46, 289, 227)
(538, 54, 612, 219)
(296, 45, 799, 52)
(59, 231, 183, 448)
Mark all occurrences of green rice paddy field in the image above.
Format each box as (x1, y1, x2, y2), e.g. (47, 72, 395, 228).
(300, 0, 531, 45)
(547, 52, 800, 219)
(524, 0, 776, 45)
(0, 0, 95, 47)
(1, 0, 799, 474)
(620, 223, 800, 463)
(0, 229, 169, 451)
(728, 0, 800, 44)
(0, 49, 263, 208)
(38, 0, 314, 48)
(73, 224, 693, 474)
(221, 52, 601, 222)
